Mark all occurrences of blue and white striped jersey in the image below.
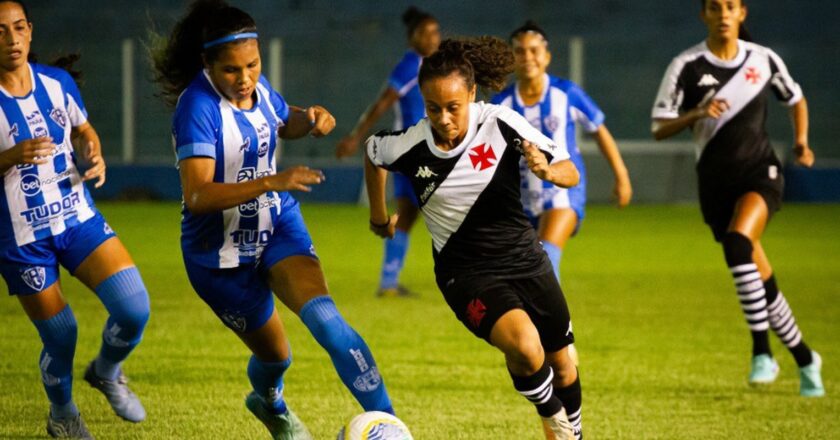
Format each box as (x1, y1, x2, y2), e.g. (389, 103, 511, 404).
(387, 50, 425, 130)
(492, 74, 604, 197)
(173, 71, 289, 269)
(0, 63, 95, 253)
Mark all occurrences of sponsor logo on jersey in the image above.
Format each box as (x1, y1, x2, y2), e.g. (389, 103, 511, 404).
(415, 166, 437, 178)
(33, 126, 48, 138)
(419, 181, 436, 203)
(745, 66, 762, 85)
(20, 192, 81, 223)
(9, 122, 19, 139)
(697, 74, 719, 87)
(49, 108, 67, 128)
(468, 143, 497, 171)
(21, 266, 47, 291)
(237, 167, 272, 182)
(20, 174, 42, 196)
(239, 137, 251, 153)
(221, 313, 247, 332)
(238, 197, 279, 218)
(257, 123, 270, 157)
(770, 72, 793, 101)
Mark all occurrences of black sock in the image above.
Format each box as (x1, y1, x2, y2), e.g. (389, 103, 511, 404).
(764, 275, 813, 367)
(510, 361, 564, 418)
(554, 373, 582, 439)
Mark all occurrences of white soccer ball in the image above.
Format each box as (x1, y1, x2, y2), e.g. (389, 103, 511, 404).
(336, 411, 413, 440)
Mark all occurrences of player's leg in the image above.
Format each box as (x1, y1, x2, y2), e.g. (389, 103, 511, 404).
(538, 208, 577, 282)
(263, 198, 393, 413)
(68, 217, 149, 422)
(377, 172, 419, 297)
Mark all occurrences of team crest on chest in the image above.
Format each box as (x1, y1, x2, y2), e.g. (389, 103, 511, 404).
(49, 108, 67, 128)
(468, 143, 497, 171)
(21, 266, 46, 291)
(543, 115, 561, 133)
(745, 67, 762, 85)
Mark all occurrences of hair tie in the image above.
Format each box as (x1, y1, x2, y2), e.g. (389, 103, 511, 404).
(203, 32, 258, 50)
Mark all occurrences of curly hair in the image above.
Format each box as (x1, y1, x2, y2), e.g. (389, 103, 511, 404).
(148, 0, 258, 107)
(418, 36, 514, 94)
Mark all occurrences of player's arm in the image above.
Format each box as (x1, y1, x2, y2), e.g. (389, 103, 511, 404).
(522, 140, 579, 188)
(336, 87, 400, 158)
(71, 122, 107, 188)
(278, 105, 336, 140)
(591, 125, 632, 207)
(364, 155, 398, 238)
(652, 97, 730, 140)
(790, 97, 814, 167)
(179, 157, 324, 215)
(0, 137, 56, 175)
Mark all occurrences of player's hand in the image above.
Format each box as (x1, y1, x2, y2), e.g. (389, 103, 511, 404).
(697, 98, 729, 120)
(369, 213, 399, 239)
(306, 105, 336, 138)
(10, 137, 55, 166)
(336, 135, 360, 159)
(268, 166, 325, 192)
(614, 176, 632, 208)
(793, 143, 815, 168)
(522, 140, 552, 181)
(81, 141, 107, 188)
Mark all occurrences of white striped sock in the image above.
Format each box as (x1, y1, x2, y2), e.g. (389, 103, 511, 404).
(768, 292, 804, 348)
(732, 265, 769, 331)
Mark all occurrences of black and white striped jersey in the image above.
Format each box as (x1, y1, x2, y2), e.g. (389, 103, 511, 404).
(366, 102, 570, 279)
(652, 40, 802, 181)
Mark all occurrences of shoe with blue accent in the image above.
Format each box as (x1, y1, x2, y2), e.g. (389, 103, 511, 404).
(245, 391, 313, 440)
(46, 412, 94, 439)
(800, 351, 825, 397)
(84, 362, 146, 422)
(748, 354, 779, 385)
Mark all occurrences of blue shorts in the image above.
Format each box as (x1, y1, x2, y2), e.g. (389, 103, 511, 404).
(0, 212, 116, 295)
(522, 159, 587, 233)
(392, 172, 418, 206)
(182, 199, 316, 333)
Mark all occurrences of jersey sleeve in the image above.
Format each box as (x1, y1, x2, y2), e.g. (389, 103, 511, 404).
(55, 69, 88, 127)
(496, 105, 570, 164)
(651, 57, 687, 120)
(567, 83, 605, 133)
(173, 95, 220, 161)
(767, 49, 803, 106)
(365, 132, 399, 171)
(387, 55, 419, 98)
(260, 76, 290, 124)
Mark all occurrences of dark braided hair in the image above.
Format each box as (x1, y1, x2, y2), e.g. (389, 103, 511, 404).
(149, 0, 258, 107)
(418, 36, 514, 94)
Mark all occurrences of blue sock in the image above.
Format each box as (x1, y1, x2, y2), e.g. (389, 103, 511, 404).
(247, 354, 291, 415)
(300, 296, 394, 414)
(379, 230, 409, 289)
(93, 267, 150, 380)
(542, 241, 562, 281)
(32, 305, 78, 417)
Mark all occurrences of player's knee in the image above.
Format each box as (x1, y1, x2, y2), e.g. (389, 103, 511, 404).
(504, 331, 545, 374)
(722, 231, 753, 266)
(96, 267, 150, 336)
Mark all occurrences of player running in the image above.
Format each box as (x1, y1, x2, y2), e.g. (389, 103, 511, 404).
(366, 36, 582, 440)
(0, 1, 150, 438)
(651, 0, 824, 396)
(336, 6, 440, 297)
(151, 1, 394, 437)
(492, 20, 631, 283)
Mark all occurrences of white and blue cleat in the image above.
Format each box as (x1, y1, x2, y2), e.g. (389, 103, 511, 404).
(84, 362, 146, 423)
(245, 391, 313, 440)
(748, 354, 780, 385)
(800, 351, 825, 397)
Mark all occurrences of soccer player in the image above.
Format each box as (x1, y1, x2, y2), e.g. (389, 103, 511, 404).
(366, 36, 582, 440)
(150, 1, 394, 437)
(492, 20, 631, 284)
(0, 1, 150, 438)
(651, 0, 824, 396)
(335, 6, 440, 297)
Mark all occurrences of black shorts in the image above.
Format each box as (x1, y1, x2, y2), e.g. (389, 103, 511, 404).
(436, 264, 574, 353)
(698, 161, 784, 242)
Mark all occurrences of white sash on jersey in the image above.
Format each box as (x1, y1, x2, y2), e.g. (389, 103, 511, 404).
(692, 51, 771, 153)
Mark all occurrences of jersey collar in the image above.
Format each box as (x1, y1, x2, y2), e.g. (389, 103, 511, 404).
(424, 102, 480, 159)
(702, 39, 747, 68)
(514, 73, 550, 108)
(202, 69, 262, 112)
(0, 62, 36, 99)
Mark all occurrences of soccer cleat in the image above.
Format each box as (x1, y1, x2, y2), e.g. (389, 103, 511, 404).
(542, 407, 575, 440)
(376, 284, 416, 298)
(245, 391, 313, 440)
(84, 362, 146, 422)
(748, 354, 779, 385)
(46, 412, 94, 439)
(799, 351, 825, 397)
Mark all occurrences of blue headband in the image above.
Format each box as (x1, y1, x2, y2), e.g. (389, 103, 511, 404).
(202, 32, 259, 50)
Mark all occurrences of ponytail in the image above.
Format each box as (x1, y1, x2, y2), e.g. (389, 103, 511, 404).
(418, 36, 514, 94)
(149, 0, 258, 107)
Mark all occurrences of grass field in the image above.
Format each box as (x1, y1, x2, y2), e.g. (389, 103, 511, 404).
(1, 202, 838, 439)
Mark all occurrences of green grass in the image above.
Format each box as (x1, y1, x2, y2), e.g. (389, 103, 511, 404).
(1, 202, 838, 439)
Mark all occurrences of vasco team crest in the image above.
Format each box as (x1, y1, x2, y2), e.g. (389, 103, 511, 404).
(50, 108, 67, 128)
(21, 266, 47, 291)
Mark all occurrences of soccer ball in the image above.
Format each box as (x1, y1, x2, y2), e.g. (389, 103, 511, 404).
(336, 411, 413, 440)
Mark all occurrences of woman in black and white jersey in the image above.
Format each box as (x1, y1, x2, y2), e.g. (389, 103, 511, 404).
(651, 0, 823, 397)
(366, 36, 582, 439)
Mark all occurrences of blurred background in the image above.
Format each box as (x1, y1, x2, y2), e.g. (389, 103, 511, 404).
(23, 0, 840, 203)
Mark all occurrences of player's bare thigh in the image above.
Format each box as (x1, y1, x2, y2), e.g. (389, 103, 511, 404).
(18, 281, 67, 321)
(72, 237, 136, 291)
(538, 208, 578, 249)
(727, 192, 773, 278)
(235, 308, 291, 362)
(266, 255, 329, 315)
